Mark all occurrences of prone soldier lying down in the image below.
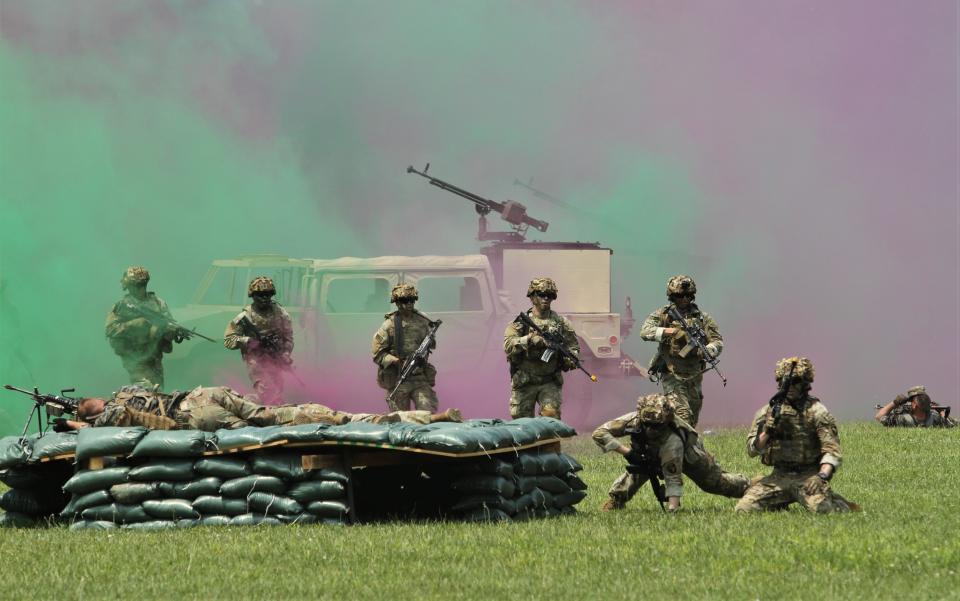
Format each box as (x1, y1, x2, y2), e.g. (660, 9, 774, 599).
(67, 386, 462, 431)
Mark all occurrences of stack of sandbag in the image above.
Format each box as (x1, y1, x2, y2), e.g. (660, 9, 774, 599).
(65, 427, 350, 530)
(447, 451, 588, 522)
(0, 432, 76, 527)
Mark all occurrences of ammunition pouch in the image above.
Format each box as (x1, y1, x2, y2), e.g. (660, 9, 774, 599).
(126, 408, 177, 430)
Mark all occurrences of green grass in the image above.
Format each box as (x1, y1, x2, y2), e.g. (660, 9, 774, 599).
(1, 422, 958, 601)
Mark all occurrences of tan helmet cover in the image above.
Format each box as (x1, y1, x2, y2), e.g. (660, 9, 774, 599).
(635, 393, 675, 425)
(121, 266, 150, 287)
(391, 283, 419, 303)
(526, 277, 559, 298)
(774, 356, 815, 383)
(248, 276, 276, 296)
(666, 275, 696, 298)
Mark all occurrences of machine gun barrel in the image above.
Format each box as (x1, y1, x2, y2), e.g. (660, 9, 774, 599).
(407, 164, 549, 233)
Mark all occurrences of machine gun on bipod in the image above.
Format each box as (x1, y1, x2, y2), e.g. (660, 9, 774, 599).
(407, 163, 549, 242)
(3, 385, 80, 437)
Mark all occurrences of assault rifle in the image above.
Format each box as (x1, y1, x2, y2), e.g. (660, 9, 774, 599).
(666, 305, 726, 386)
(766, 360, 797, 430)
(388, 319, 442, 402)
(407, 163, 548, 242)
(116, 300, 216, 343)
(623, 426, 667, 512)
(4, 384, 80, 437)
(516, 312, 598, 383)
(234, 315, 304, 386)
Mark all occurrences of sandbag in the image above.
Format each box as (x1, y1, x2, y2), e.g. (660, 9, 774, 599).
(305, 500, 349, 519)
(450, 495, 517, 515)
(194, 457, 251, 480)
(0, 511, 37, 528)
(130, 430, 210, 458)
(247, 492, 303, 517)
(81, 503, 151, 524)
(219, 475, 286, 498)
(564, 473, 588, 491)
(142, 499, 200, 520)
(451, 475, 516, 498)
(175, 519, 199, 529)
(128, 460, 195, 482)
(28, 432, 78, 462)
(535, 475, 572, 495)
(461, 507, 511, 523)
(317, 422, 393, 444)
(516, 476, 537, 495)
(109, 483, 161, 505)
(514, 452, 566, 476)
(229, 513, 281, 526)
(212, 427, 279, 450)
(192, 495, 249, 517)
(69, 520, 117, 531)
(123, 520, 176, 530)
(76, 427, 148, 460)
(396, 423, 479, 453)
(251, 453, 309, 481)
(277, 513, 317, 525)
(262, 424, 329, 444)
(61, 490, 112, 516)
(200, 515, 232, 526)
(157, 477, 222, 500)
(0, 467, 46, 489)
(558, 453, 583, 473)
(509, 417, 576, 440)
(287, 480, 346, 505)
(0, 488, 62, 516)
(0, 436, 31, 469)
(309, 466, 349, 484)
(456, 458, 515, 479)
(514, 489, 553, 512)
(63, 467, 130, 495)
(553, 490, 588, 508)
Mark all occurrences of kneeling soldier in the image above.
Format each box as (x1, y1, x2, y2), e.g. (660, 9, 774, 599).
(736, 357, 858, 513)
(593, 393, 748, 512)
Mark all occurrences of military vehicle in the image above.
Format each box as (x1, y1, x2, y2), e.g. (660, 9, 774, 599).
(170, 169, 647, 425)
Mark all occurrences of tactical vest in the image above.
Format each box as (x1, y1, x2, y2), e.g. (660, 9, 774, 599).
(762, 398, 824, 468)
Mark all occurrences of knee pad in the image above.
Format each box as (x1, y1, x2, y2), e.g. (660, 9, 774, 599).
(539, 405, 560, 418)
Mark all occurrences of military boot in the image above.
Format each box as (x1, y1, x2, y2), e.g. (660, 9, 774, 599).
(601, 497, 626, 512)
(430, 408, 463, 423)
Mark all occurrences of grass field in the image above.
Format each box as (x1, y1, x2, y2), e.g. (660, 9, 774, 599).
(1, 422, 957, 601)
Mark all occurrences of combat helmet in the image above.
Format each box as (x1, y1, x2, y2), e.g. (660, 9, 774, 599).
(121, 266, 150, 288)
(527, 277, 558, 299)
(391, 283, 418, 303)
(248, 276, 276, 296)
(906, 385, 926, 398)
(635, 393, 675, 425)
(774, 356, 815, 384)
(666, 275, 696, 298)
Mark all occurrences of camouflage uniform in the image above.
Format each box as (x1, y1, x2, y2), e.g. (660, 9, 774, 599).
(736, 357, 855, 513)
(878, 386, 955, 428)
(504, 278, 580, 419)
(640, 275, 722, 427)
(371, 284, 439, 412)
(105, 267, 178, 389)
(224, 277, 295, 405)
(593, 394, 748, 508)
(92, 386, 441, 430)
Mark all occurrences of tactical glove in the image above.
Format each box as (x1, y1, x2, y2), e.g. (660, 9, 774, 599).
(802, 474, 829, 496)
(762, 411, 780, 438)
(893, 394, 909, 406)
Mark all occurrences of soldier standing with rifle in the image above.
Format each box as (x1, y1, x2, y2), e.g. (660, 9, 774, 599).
(640, 275, 724, 427)
(503, 278, 585, 420)
(105, 266, 194, 389)
(224, 277, 294, 404)
(372, 284, 446, 414)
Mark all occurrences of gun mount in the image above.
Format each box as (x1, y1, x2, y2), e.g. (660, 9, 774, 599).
(407, 164, 548, 242)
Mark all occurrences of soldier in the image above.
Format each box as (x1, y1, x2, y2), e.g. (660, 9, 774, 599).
(875, 386, 955, 427)
(69, 385, 463, 431)
(372, 284, 440, 412)
(736, 357, 858, 513)
(105, 266, 184, 389)
(593, 393, 748, 512)
(640, 275, 723, 427)
(224, 277, 294, 405)
(503, 278, 580, 419)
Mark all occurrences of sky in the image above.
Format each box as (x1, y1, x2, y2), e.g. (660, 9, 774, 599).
(0, 0, 956, 434)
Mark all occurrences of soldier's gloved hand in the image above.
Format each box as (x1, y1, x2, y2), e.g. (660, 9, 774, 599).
(384, 354, 401, 368)
(148, 324, 162, 339)
(762, 411, 780, 438)
(561, 357, 577, 372)
(623, 448, 646, 466)
(527, 333, 546, 347)
(701, 344, 718, 360)
(802, 473, 829, 496)
(893, 394, 909, 406)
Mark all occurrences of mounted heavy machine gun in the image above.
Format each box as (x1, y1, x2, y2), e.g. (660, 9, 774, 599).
(407, 164, 549, 242)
